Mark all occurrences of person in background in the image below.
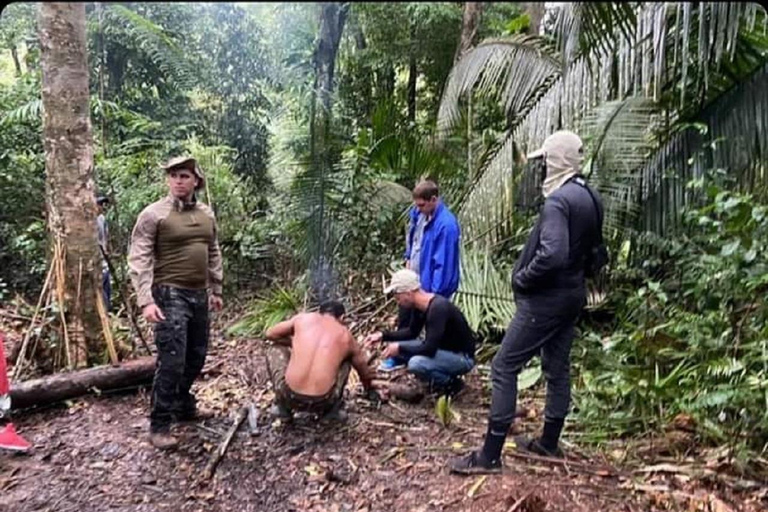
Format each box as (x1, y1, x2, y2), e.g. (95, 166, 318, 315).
(382, 180, 461, 372)
(366, 269, 475, 396)
(128, 156, 223, 450)
(96, 195, 111, 311)
(450, 130, 604, 474)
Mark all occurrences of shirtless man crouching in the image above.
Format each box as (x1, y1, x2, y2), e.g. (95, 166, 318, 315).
(263, 300, 380, 421)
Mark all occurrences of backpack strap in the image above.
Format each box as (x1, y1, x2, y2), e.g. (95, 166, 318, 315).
(572, 176, 604, 245)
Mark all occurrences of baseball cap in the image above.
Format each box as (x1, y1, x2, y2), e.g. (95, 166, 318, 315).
(383, 269, 421, 295)
(526, 130, 584, 164)
(162, 156, 205, 190)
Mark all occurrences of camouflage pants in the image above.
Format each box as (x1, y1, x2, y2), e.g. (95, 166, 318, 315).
(265, 345, 350, 415)
(150, 285, 209, 432)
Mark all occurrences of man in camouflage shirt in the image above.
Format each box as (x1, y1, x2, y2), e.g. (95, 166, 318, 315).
(128, 156, 223, 450)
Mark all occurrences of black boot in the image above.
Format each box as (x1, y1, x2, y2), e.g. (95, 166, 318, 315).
(449, 451, 502, 475)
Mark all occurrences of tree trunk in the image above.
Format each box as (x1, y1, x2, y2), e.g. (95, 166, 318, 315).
(10, 357, 155, 409)
(10, 45, 22, 76)
(524, 2, 545, 35)
(352, 16, 373, 124)
(454, 2, 484, 64)
(315, 2, 349, 115)
(39, 3, 104, 368)
(407, 22, 417, 124)
(308, 2, 349, 302)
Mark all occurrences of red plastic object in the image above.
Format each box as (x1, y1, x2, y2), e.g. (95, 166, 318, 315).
(0, 423, 30, 452)
(0, 331, 31, 452)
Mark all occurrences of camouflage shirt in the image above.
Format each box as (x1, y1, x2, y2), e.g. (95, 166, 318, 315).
(128, 194, 223, 308)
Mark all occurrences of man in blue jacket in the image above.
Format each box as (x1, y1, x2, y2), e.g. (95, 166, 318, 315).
(450, 131, 604, 474)
(379, 180, 461, 372)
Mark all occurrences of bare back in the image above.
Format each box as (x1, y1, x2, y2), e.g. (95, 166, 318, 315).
(284, 312, 354, 396)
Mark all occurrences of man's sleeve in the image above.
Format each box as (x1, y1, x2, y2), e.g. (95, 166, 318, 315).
(205, 207, 224, 296)
(513, 196, 569, 291)
(127, 209, 157, 309)
(397, 303, 444, 358)
(429, 222, 460, 295)
(382, 308, 425, 342)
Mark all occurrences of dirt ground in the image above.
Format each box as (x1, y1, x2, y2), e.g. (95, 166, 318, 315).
(1, 330, 766, 512)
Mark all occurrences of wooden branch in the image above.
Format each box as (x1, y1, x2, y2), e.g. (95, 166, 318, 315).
(95, 286, 118, 365)
(203, 406, 248, 480)
(13, 261, 55, 380)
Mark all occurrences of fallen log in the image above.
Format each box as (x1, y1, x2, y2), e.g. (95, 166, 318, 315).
(10, 356, 155, 409)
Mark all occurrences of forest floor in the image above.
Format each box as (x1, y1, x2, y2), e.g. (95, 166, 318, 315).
(0, 308, 766, 512)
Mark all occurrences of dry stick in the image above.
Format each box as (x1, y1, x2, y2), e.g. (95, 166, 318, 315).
(506, 489, 536, 512)
(506, 451, 619, 477)
(53, 238, 72, 369)
(13, 260, 55, 380)
(95, 286, 119, 365)
(99, 246, 150, 355)
(0, 311, 34, 322)
(203, 406, 248, 480)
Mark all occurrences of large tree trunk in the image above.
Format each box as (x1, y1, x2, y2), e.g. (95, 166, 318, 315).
(39, 3, 104, 368)
(315, 2, 349, 115)
(454, 2, 484, 64)
(10, 357, 155, 409)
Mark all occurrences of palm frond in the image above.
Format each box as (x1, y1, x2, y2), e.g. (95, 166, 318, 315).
(102, 5, 197, 90)
(455, 3, 767, 247)
(554, 2, 638, 63)
(454, 248, 515, 332)
(1, 98, 41, 126)
(578, 96, 660, 235)
(437, 36, 561, 136)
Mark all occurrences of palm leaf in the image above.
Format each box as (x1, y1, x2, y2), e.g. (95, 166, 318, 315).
(101, 5, 197, 90)
(454, 248, 515, 333)
(437, 36, 561, 136)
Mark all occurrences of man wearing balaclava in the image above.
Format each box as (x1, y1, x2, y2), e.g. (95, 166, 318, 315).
(450, 130, 605, 474)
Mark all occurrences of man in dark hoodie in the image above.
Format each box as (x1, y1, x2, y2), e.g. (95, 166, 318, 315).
(450, 130, 605, 474)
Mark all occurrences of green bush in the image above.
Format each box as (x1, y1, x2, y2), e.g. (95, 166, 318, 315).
(574, 182, 768, 462)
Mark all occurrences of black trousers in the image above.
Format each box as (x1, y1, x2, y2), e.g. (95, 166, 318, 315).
(488, 296, 582, 431)
(150, 285, 209, 432)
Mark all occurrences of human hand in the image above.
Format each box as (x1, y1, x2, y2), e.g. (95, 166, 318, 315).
(209, 294, 223, 312)
(142, 304, 166, 323)
(364, 332, 383, 348)
(381, 343, 399, 359)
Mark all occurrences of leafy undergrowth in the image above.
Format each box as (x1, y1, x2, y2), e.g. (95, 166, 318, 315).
(1, 322, 766, 512)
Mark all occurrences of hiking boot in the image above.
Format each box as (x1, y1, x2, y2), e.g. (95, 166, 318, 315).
(149, 432, 178, 451)
(378, 357, 406, 372)
(449, 451, 502, 475)
(514, 435, 564, 458)
(175, 406, 215, 422)
(269, 403, 293, 420)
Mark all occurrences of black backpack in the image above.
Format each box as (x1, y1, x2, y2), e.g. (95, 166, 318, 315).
(573, 177, 609, 279)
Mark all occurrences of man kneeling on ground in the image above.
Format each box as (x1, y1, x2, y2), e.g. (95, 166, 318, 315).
(365, 269, 475, 396)
(264, 301, 379, 421)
